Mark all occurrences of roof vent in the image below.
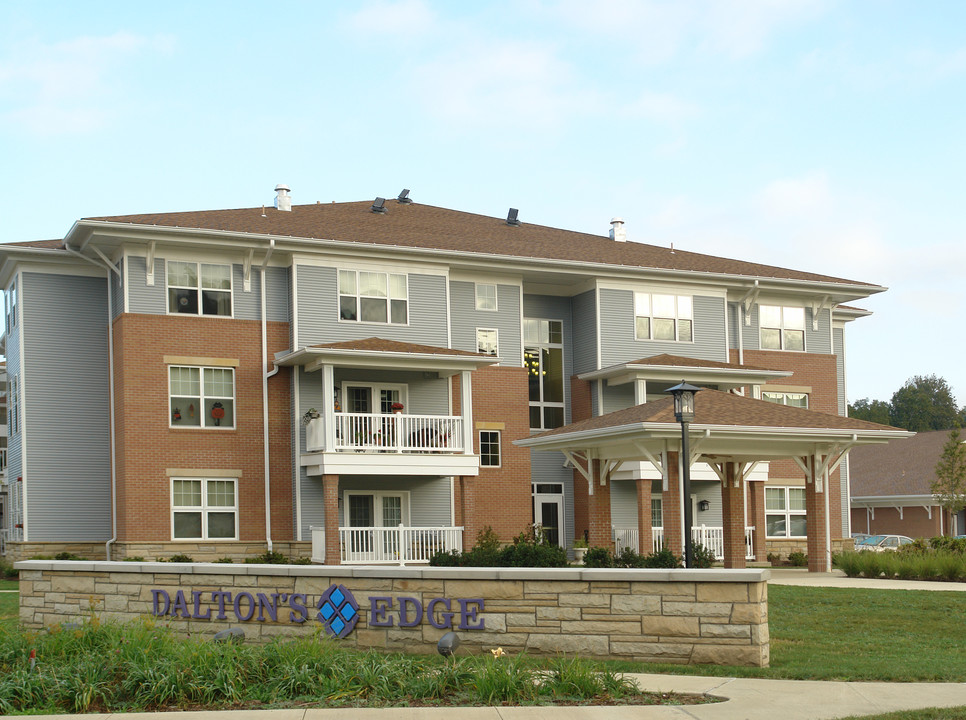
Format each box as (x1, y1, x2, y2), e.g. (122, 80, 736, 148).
(274, 184, 292, 212)
(371, 197, 388, 214)
(506, 208, 521, 226)
(397, 189, 412, 204)
(609, 217, 626, 242)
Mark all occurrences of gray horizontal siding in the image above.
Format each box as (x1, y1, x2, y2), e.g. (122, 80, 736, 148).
(332, 369, 450, 416)
(610, 480, 637, 528)
(449, 281, 522, 365)
(727, 302, 739, 350)
(111, 260, 124, 319)
(21, 272, 111, 542)
(598, 289, 727, 366)
(6, 306, 22, 512)
(128, 257, 165, 314)
(266, 266, 289, 323)
(297, 367, 324, 540)
(296, 265, 449, 348)
(530, 449, 572, 547)
(338, 476, 451, 527)
(572, 290, 597, 375)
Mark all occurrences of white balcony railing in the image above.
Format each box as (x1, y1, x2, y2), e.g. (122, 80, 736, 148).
(311, 525, 463, 565)
(306, 414, 464, 454)
(614, 525, 755, 560)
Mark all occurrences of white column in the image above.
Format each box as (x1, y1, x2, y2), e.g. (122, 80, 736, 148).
(634, 379, 647, 405)
(460, 370, 474, 454)
(323, 363, 336, 451)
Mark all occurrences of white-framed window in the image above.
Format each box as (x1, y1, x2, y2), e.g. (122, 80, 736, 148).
(759, 305, 805, 351)
(5, 280, 17, 334)
(172, 478, 237, 540)
(634, 293, 693, 342)
(766, 486, 807, 537)
(476, 328, 499, 357)
(344, 491, 410, 527)
(338, 270, 408, 324)
(167, 261, 232, 317)
(651, 496, 663, 528)
(475, 283, 498, 311)
(524, 318, 564, 430)
(169, 366, 235, 429)
(479, 430, 501, 467)
(762, 391, 808, 408)
(8, 374, 19, 436)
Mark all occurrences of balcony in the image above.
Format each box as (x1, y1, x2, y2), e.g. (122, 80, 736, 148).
(311, 525, 463, 564)
(613, 525, 755, 561)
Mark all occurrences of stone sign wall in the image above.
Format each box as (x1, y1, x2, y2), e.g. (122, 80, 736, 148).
(16, 561, 770, 667)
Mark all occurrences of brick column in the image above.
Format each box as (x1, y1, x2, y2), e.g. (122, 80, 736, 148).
(663, 453, 683, 557)
(747, 480, 767, 561)
(804, 456, 829, 572)
(323, 474, 340, 565)
(720, 463, 746, 569)
(587, 460, 613, 549)
(635, 478, 653, 554)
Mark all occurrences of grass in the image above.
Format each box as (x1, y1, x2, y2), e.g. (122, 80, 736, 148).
(844, 709, 966, 720)
(0, 593, 16, 630)
(0, 580, 19, 591)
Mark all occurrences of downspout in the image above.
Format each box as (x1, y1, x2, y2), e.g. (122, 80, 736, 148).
(261, 240, 277, 553)
(824, 465, 832, 572)
(65, 246, 119, 560)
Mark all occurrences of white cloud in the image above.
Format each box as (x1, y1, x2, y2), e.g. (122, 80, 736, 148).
(340, 0, 438, 39)
(754, 171, 832, 218)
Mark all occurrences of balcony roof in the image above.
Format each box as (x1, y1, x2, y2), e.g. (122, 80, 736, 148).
(577, 353, 792, 389)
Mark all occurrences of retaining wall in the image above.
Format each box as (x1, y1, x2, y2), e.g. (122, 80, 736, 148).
(16, 561, 770, 666)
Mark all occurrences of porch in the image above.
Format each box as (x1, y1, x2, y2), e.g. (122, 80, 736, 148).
(310, 525, 463, 565)
(613, 525, 755, 561)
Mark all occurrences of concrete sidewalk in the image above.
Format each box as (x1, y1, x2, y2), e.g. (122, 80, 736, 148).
(767, 566, 966, 591)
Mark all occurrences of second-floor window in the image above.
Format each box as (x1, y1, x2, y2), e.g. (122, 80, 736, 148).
(759, 305, 805, 351)
(525, 318, 564, 430)
(635, 293, 692, 342)
(8, 374, 18, 436)
(167, 261, 232, 317)
(475, 283, 497, 311)
(5, 280, 17, 334)
(339, 270, 408, 324)
(169, 366, 235, 429)
(477, 328, 499, 356)
(762, 391, 808, 408)
(480, 430, 501, 467)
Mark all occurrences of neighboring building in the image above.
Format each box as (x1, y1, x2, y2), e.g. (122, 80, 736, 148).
(850, 430, 964, 538)
(0, 187, 908, 569)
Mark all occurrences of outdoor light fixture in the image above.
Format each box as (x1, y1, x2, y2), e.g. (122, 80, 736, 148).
(667, 380, 702, 569)
(437, 631, 460, 657)
(213, 627, 245, 643)
(698, 499, 710, 512)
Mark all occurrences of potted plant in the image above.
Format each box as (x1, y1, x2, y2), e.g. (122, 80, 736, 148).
(301, 408, 321, 426)
(572, 538, 589, 563)
(391, 402, 404, 414)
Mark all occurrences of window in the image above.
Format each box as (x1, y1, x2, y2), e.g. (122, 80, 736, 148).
(762, 391, 808, 408)
(169, 366, 235, 429)
(4, 280, 16, 334)
(524, 318, 564, 430)
(172, 478, 237, 540)
(766, 487, 806, 537)
(167, 261, 232, 316)
(634, 293, 692, 342)
(8, 374, 18, 436)
(475, 283, 497, 311)
(651, 496, 663, 528)
(476, 328, 499, 356)
(339, 270, 408, 324)
(480, 430, 501, 467)
(759, 305, 805, 351)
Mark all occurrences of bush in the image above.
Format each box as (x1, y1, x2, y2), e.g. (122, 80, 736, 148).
(644, 546, 682, 568)
(767, 552, 782, 566)
(834, 551, 863, 577)
(930, 536, 966, 554)
(430, 525, 568, 568)
(0, 558, 17, 579)
(122, 556, 146, 562)
(788, 551, 808, 567)
(245, 551, 288, 564)
(162, 553, 195, 563)
(581, 547, 612, 568)
(691, 543, 716, 569)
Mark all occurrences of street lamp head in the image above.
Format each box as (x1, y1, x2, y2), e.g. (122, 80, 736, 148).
(667, 380, 702, 423)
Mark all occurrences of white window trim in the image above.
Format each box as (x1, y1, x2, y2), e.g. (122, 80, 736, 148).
(343, 490, 411, 527)
(758, 305, 806, 352)
(171, 477, 238, 541)
(5, 280, 17, 334)
(476, 327, 499, 358)
(338, 269, 409, 326)
(475, 283, 498, 311)
(762, 391, 809, 409)
(9, 374, 19, 436)
(168, 365, 236, 430)
(479, 429, 502, 468)
(651, 494, 663, 528)
(765, 486, 807, 538)
(524, 318, 565, 431)
(340, 382, 409, 414)
(165, 260, 234, 318)
(634, 292, 694, 343)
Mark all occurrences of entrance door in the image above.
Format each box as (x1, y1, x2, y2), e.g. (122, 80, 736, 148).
(532, 483, 564, 547)
(344, 492, 408, 562)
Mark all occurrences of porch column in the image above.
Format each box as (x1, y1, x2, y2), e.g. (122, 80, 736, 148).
(635, 478, 653, 555)
(804, 455, 830, 573)
(460, 370, 474, 455)
(587, 460, 613, 549)
(720, 463, 746, 569)
(322, 364, 336, 450)
(323, 474, 340, 565)
(747, 480, 767, 561)
(662, 452, 684, 557)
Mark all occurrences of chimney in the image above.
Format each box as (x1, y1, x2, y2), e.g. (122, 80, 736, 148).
(274, 184, 292, 212)
(609, 217, 626, 242)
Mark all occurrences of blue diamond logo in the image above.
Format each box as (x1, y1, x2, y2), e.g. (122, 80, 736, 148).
(316, 584, 360, 639)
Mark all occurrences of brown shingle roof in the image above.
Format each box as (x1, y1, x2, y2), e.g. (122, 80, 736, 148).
(85, 201, 875, 287)
(624, 353, 777, 372)
(533, 389, 902, 439)
(850, 430, 952, 496)
(308, 337, 485, 357)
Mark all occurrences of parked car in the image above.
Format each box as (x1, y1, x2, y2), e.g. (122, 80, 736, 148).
(855, 534, 914, 552)
(851, 533, 872, 544)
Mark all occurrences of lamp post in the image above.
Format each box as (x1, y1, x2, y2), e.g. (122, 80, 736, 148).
(667, 381, 702, 569)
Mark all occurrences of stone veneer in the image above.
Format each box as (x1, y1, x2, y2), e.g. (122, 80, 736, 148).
(16, 562, 770, 667)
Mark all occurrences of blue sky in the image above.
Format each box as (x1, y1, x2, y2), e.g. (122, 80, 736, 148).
(1, 0, 964, 406)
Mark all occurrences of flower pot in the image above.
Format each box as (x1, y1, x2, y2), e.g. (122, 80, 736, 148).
(573, 547, 588, 563)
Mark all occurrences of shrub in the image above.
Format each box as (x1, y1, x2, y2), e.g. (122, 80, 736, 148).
(644, 546, 681, 568)
(691, 543, 716, 569)
(430, 525, 568, 568)
(582, 546, 612, 568)
(214, 557, 236, 563)
(122, 556, 146, 562)
(930, 536, 966, 554)
(767, 552, 782, 566)
(163, 553, 195, 563)
(936, 552, 965, 582)
(834, 551, 863, 577)
(788, 551, 808, 567)
(0, 558, 17, 579)
(613, 546, 647, 568)
(245, 551, 288, 564)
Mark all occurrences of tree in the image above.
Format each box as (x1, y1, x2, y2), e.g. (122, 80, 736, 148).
(933, 427, 966, 535)
(889, 375, 960, 432)
(848, 398, 892, 426)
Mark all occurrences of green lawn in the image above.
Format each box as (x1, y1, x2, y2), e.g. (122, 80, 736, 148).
(0, 592, 16, 630)
(845, 709, 966, 720)
(0, 579, 18, 592)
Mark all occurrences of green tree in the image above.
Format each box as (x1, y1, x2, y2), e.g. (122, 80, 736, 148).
(932, 427, 966, 535)
(848, 398, 892, 425)
(889, 375, 960, 431)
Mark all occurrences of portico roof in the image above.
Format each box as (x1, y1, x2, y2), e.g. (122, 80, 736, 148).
(275, 337, 499, 376)
(516, 389, 912, 464)
(577, 353, 791, 389)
